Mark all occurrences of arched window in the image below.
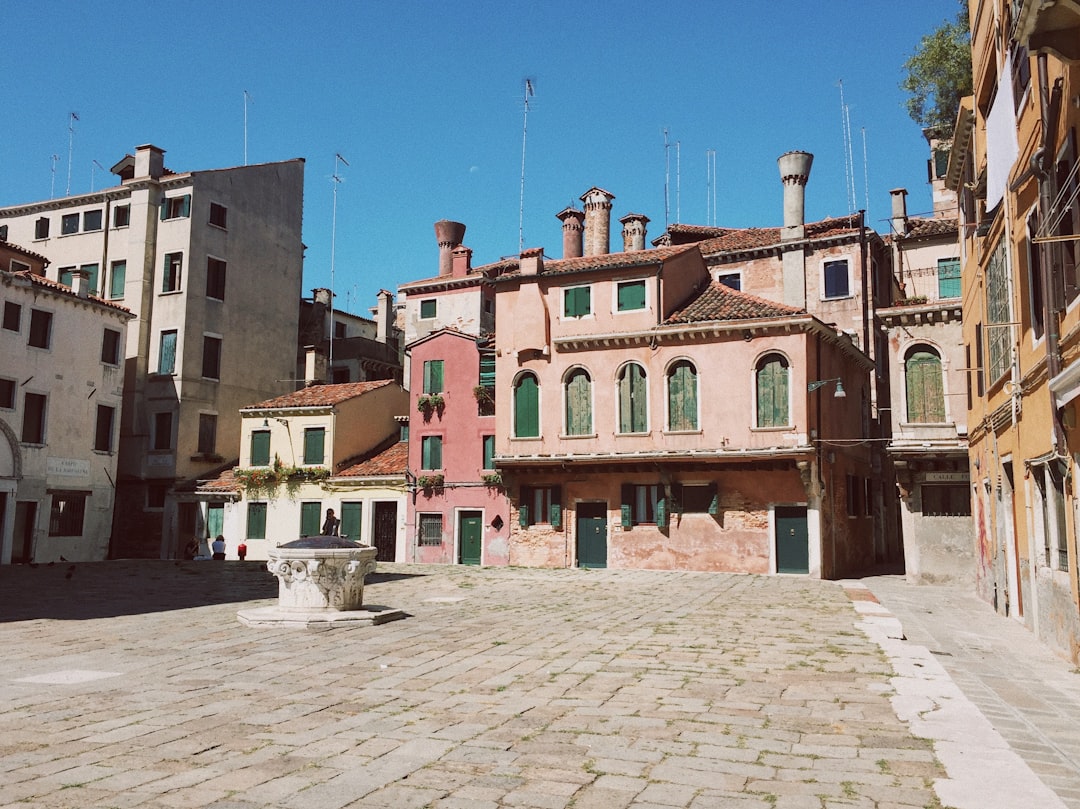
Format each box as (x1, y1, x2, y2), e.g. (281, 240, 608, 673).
(905, 347, 945, 422)
(756, 354, 790, 427)
(565, 368, 592, 436)
(618, 363, 648, 433)
(667, 360, 698, 431)
(513, 372, 540, 437)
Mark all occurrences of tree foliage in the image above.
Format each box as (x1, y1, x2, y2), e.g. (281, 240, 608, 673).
(901, 3, 973, 139)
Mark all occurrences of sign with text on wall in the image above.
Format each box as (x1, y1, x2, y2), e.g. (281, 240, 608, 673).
(47, 457, 91, 478)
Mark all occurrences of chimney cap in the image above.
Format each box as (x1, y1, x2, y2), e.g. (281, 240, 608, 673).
(580, 186, 615, 204)
(619, 212, 650, 225)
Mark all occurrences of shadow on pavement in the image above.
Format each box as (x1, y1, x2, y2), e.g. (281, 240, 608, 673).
(0, 560, 426, 623)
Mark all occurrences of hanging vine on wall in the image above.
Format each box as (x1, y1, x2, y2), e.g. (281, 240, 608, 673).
(234, 455, 331, 498)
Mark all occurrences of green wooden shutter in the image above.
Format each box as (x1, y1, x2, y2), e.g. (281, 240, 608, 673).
(304, 428, 325, 464)
(207, 504, 224, 539)
(483, 435, 495, 469)
(181, 194, 191, 218)
(566, 370, 592, 435)
(519, 496, 530, 528)
(160, 198, 168, 220)
(514, 374, 539, 437)
(708, 484, 720, 516)
(907, 352, 945, 422)
(250, 430, 270, 466)
(656, 494, 668, 528)
(424, 360, 444, 394)
(668, 362, 697, 430)
(617, 280, 646, 311)
(340, 502, 362, 541)
(621, 483, 634, 528)
(479, 353, 496, 388)
(300, 502, 321, 536)
(247, 503, 267, 539)
(549, 486, 562, 528)
(757, 357, 788, 427)
(620, 364, 647, 433)
(938, 259, 961, 298)
(421, 436, 442, 469)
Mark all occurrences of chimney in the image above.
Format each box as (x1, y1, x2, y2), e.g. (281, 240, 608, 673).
(451, 245, 472, 278)
(71, 267, 90, 298)
(890, 188, 909, 237)
(519, 247, 544, 276)
(134, 144, 165, 180)
(304, 346, 327, 386)
(434, 220, 466, 277)
(620, 213, 650, 252)
(580, 187, 615, 256)
(312, 287, 332, 307)
(556, 207, 585, 258)
(376, 289, 393, 344)
(777, 151, 813, 241)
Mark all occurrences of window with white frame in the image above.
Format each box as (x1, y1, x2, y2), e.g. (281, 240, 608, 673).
(823, 259, 850, 299)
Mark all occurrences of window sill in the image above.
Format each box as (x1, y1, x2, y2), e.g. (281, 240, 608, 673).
(92, 449, 115, 457)
(751, 426, 792, 432)
(615, 431, 651, 437)
(662, 429, 702, 436)
(559, 432, 597, 440)
(158, 289, 183, 296)
(20, 442, 46, 448)
(821, 295, 854, 302)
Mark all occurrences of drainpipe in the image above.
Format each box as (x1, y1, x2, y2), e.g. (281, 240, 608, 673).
(1035, 54, 1066, 452)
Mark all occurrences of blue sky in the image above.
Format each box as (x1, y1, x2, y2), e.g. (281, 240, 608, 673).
(3, 1, 960, 314)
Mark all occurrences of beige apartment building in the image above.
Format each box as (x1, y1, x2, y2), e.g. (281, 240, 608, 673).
(0, 145, 305, 559)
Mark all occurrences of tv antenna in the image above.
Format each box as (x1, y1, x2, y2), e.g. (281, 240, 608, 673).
(66, 112, 79, 196)
(706, 148, 717, 227)
(50, 154, 60, 198)
(838, 80, 856, 216)
(663, 128, 670, 229)
(676, 139, 681, 224)
(243, 90, 254, 165)
(518, 78, 535, 255)
(329, 153, 349, 376)
(91, 160, 106, 192)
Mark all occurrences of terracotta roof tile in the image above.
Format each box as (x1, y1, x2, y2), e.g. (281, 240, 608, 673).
(666, 281, 805, 324)
(197, 467, 242, 493)
(336, 440, 408, 477)
(687, 216, 864, 255)
(8, 270, 133, 315)
(900, 217, 958, 239)
(244, 379, 396, 410)
(493, 244, 699, 281)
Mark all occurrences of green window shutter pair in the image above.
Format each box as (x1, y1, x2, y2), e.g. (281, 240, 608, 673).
(300, 502, 321, 536)
(564, 286, 591, 317)
(756, 357, 789, 427)
(160, 194, 191, 220)
(565, 370, 592, 435)
(514, 374, 539, 437)
(617, 280, 646, 311)
(247, 503, 267, 539)
(109, 261, 126, 299)
(340, 502, 362, 541)
(250, 430, 270, 466)
(906, 352, 946, 423)
(304, 427, 325, 465)
(421, 435, 443, 469)
(478, 353, 496, 388)
(937, 259, 961, 299)
(667, 362, 697, 430)
(423, 360, 444, 394)
(619, 364, 647, 433)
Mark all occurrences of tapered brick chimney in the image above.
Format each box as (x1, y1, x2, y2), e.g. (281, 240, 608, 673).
(557, 207, 585, 258)
(434, 220, 466, 277)
(620, 213, 649, 252)
(581, 187, 615, 256)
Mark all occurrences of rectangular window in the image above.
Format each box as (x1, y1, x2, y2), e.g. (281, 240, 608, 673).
(201, 335, 222, 380)
(198, 414, 217, 455)
(420, 299, 437, 319)
(109, 260, 126, 300)
(985, 238, 1012, 383)
(82, 263, 100, 295)
(0, 378, 15, 409)
(483, 435, 495, 470)
(300, 502, 321, 536)
(423, 360, 444, 394)
(478, 352, 495, 416)
(147, 484, 169, 509)
(35, 217, 50, 239)
(22, 392, 46, 443)
(61, 213, 79, 235)
(250, 430, 271, 466)
(418, 513, 443, 546)
(161, 194, 191, 220)
(113, 205, 130, 228)
(823, 260, 850, 299)
(303, 427, 325, 465)
(28, 309, 52, 349)
(206, 258, 226, 300)
(421, 435, 443, 470)
(675, 483, 718, 514)
(937, 258, 961, 299)
(616, 279, 646, 311)
(10, 260, 29, 273)
(247, 502, 267, 539)
(519, 485, 561, 528)
(334, 321, 347, 339)
(563, 285, 591, 318)
(153, 412, 174, 450)
(717, 272, 741, 290)
(922, 485, 972, 517)
(209, 202, 228, 228)
(94, 405, 115, 452)
(162, 252, 182, 293)
(49, 493, 86, 537)
(59, 266, 76, 288)
(158, 330, 177, 374)
(621, 483, 662, 527)
(340, 502, 362, 541)
(83, 210, 102, 232)
(2, 301, 21, 332)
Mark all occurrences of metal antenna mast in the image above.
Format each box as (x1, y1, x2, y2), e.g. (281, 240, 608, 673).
(330, 153, 349, 378)
(861, 127, 870, 216)
(66, 112, 79, 196)
(50, 154, 60, 198)
(663, 128, 670, 229)
(706, 148, 717, 227)
(243, 90, 254, 166)
(839, 80, 856, 216)
(676, 140, 681, 224)
(91, 160, 105, 192)
(518, 78, 534, 255)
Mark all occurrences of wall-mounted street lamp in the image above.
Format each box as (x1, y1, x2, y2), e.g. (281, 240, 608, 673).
(807, 378, 846, 398)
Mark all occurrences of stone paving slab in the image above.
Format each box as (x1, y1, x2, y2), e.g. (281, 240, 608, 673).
(0, 560, 1067, 808)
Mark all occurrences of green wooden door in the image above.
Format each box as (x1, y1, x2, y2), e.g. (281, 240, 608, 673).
(775, 506, 809, 574)
(576, 502, 607, 569)
(340, 502, 362, 542)
(459, 511, 482, 565)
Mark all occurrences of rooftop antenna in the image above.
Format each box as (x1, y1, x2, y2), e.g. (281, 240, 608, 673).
(861, 127, 870, 217)
(243, 90, 254, 166)
(66, 112, 79, 196)
(838, 80, 856, 217)
(91, 159, 106, 192)
(330, 152, 349, 378)
(50, 154, 60, 198)
(518, 78, 535, 255)
(706, 148, 717, 227)
(663, 128, 670, 229)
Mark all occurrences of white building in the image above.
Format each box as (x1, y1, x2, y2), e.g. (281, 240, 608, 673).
(1, 245, 133, 563)
(0, 144, 305, 559)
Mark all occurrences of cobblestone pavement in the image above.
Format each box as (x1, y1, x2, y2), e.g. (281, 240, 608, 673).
(0, 561, 1066, 808)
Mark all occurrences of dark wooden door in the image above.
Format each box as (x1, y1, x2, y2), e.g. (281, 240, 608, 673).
(775, 506, 809, 573)
(373, 501, 397, 561)
(576, 502, 607, 568)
